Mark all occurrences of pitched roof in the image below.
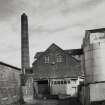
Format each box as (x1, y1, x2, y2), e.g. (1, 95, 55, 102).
(65, 49, 83, 55)
(87, 28, 105, 33)
(34, 52, 43, 58)
(0, 61, 21, 71)
(34, 43, 83, 59)
(45, 43, 64, 52)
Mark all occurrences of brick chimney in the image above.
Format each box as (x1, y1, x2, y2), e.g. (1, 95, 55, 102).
(21, 13, 30, 74)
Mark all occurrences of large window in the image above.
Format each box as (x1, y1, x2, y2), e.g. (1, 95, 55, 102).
(56, 55, 63, 62)
(44, 56, 49, 63)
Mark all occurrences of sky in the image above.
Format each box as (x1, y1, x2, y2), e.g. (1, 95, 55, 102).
(0, 0, 105, 68)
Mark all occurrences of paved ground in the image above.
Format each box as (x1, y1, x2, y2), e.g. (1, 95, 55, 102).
(23, 98, 82, 105)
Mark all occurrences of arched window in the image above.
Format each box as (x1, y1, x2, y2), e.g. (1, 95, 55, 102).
(56, 55, 63, 62)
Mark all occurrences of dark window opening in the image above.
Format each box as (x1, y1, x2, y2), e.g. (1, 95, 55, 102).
(38, 80, 48, 84)
(71, 78, 77, 81)
(61, 81, 63, 84)
(54, 81, 57, 85)
(68, 80, 70, 84)
(57, 81, 60, 84)
(64, 81, 67, 84)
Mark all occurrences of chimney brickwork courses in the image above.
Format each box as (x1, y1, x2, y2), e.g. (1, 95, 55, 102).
(21, 13, 30, 73)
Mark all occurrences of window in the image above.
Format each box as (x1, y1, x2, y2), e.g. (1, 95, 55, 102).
(57, 81, 60, 84)
(68, 80, 70, 84)
(54, 81, 57, 85)
(45, 56, 49, 63)
(61, 81, 64, 84)
(72, 87, 77, 92)
(64, 80, 67, 84)
(56, 55, 63, 62)
(0, 71, 6, 79)
(71, 79, 77, 84)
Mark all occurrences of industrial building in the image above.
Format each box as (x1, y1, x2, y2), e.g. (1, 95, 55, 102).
(1, 12, 105, 105)
(20, 13, 84, 99)
(32, 43, 84, 98)
(79, 28, 105, 105)
(0, 62, 21, 105)
(15, 13, 105, 104)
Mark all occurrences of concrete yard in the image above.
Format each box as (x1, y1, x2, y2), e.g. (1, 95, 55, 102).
(23, 98, 82, 105)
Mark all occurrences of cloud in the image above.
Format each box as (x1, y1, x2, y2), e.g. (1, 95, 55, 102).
(28, 0, 105, 33)
(0, 0, 20, 21)
(0, 0, 105, 67)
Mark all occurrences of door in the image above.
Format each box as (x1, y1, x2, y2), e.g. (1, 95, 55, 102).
(38, 80, 50, 95)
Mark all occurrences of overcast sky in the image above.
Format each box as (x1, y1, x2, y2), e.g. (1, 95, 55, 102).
(0, 0, 105, 68)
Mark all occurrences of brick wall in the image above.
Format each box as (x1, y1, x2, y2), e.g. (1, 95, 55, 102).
(0, 63, 21, 105)
(22, 77, 34, 100)
(33, 44, 81, 79)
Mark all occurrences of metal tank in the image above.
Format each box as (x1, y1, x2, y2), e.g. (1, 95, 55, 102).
(83, 28, 105, 84)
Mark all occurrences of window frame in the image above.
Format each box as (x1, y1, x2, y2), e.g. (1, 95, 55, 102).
(56, 54, 63, 63)
(44, 56, 49, 63)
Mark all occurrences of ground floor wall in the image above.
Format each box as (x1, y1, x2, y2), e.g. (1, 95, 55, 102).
(33, 80, 50, 98)
(38, 80, 50, 95)
(22, 76, 34, 101)
(33, 77, 83, 98)
(50, 78, 78, 97)
(79, 82, 105, 105)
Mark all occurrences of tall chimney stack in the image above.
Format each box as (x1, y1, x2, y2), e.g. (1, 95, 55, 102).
(21, 13, 30, 73)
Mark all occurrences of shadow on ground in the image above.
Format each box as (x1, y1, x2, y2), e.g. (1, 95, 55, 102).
(58, 98, 82, 105)
(23, 98, 82, 105)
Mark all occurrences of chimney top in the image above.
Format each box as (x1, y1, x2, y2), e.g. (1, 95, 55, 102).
(22, 13, 27, 16)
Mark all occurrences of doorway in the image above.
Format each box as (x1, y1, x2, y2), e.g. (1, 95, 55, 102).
(37, 80, 50, 95)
